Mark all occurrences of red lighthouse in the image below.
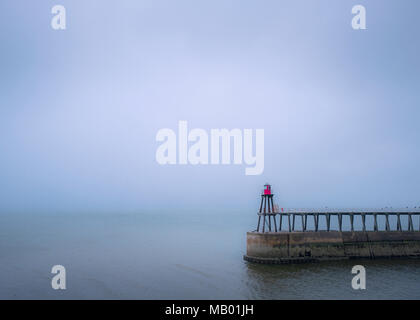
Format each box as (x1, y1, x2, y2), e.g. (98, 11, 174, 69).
(257, 184, 277, 232)
(263, 184, 271, 195)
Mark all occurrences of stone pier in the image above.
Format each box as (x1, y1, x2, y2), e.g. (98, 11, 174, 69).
(244, 231, 420, 264)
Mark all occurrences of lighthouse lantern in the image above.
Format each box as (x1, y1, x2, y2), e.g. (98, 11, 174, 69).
(264, 184, 271, 195)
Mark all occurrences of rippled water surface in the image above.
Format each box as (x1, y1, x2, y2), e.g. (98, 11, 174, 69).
(1, 212, 420, 299)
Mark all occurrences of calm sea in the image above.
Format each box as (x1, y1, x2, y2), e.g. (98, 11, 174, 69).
(1, 211, 420, 299)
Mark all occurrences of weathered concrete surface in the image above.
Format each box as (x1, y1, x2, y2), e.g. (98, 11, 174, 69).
(245, 231, 420, 264)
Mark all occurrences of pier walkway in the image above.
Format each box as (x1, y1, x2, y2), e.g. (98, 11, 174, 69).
(256, 208, 420, 233)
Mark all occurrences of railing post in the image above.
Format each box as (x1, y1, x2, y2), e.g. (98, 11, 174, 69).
(314, 214, 318, 232)
(374, 214, 378, 231)
(386, 214, 390, 231)
(350, 214, 354, 232)
(288, 213, 291, 232)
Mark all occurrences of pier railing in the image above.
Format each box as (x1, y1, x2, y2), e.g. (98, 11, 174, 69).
(256, 209, 420, 233)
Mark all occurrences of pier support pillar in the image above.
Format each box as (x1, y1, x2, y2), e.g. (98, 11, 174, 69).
(292, 214, 295, 231)
(263, 196, 267, 213)
(362, 214, 366, 232)
(279, 214, 283, 231)
(409, 215, 414, 231)
(262, 215, 266, 233)
(397, 214, 402, 231)
(339, 214, 342, 232)
(301, 215, 305, 232)
(273, 215, 278, 232)
(327, 214, 331, 232)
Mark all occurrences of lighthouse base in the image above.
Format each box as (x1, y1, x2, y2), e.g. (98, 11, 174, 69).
(245, 231, 420, 264)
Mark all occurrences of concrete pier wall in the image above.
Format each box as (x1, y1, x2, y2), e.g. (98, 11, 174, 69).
(244, 231, 420, 264)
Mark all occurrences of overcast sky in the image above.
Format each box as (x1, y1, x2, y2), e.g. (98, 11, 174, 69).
(1, 0, 419, 214)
